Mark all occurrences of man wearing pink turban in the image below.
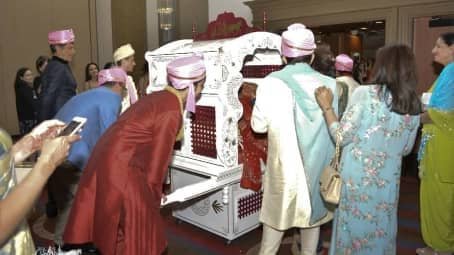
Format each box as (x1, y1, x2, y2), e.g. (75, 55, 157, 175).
(39, 29, 77, 122)
(335, 54, 360, 117)
(49, 67, 127, 246)
(63, 56, 206, 255)
(251, 23, 338, 254)
(39, 28, 78, 218)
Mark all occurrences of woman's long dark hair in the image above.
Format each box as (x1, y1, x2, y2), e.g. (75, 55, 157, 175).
(369, 44, 421, 115)
(15, 67, 31, 86)
(85, 62, 99, 82)
(35, 55, 48, 74)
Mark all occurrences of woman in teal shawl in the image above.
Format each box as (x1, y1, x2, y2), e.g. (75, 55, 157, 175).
(417, 32, 454, 255)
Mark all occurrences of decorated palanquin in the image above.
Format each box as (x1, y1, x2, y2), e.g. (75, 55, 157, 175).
(145, 14, 282, 242)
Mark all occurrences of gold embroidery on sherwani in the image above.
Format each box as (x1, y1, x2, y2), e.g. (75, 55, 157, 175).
(165, 86, 185, 141)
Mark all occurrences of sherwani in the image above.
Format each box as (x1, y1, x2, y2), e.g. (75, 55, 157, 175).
(63, 87, 183, 255)
(251, 63, 337, 230)
(39, 56, 77, 121)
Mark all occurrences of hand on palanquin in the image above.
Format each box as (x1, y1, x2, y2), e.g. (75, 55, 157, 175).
(12, 120, 66, 163)
(315, 86, 334, 111)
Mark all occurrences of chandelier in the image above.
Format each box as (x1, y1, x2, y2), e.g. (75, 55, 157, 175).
(157, 0, 175, 31)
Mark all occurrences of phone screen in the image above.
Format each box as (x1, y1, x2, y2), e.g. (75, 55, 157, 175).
(59, 120, 82, 136)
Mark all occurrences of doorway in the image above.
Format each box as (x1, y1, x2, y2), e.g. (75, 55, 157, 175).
(310, 20, 386, 83)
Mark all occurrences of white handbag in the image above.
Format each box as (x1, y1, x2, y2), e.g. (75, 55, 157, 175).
(320, 131, 342, 205)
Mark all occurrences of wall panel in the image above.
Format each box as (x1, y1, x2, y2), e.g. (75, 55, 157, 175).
(0, 0, 96, 134)
(111, 0, 147, 81)
(176, 0, 208, 40)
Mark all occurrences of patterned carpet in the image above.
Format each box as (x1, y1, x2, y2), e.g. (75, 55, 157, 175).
(30, 176, 423, 255)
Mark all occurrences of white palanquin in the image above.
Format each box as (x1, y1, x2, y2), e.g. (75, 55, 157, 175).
(145, 32, 282, 241)
(146, 32, 281, 173)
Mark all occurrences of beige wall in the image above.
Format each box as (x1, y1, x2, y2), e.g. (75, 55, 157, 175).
(112, 0, 147, 80)
(413, 17, 453, 95)
(176, 0, 208, 40)
(0, 0, 207, 134)
(96, 0, 114, 67)
(146, 0, 160, 50)
(0, 0, 97, 134)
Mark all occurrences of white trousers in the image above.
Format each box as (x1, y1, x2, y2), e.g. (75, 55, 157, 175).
(258, 223, 320, 255)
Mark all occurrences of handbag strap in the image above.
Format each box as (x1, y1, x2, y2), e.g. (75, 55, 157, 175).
(332, 130, 341, 170)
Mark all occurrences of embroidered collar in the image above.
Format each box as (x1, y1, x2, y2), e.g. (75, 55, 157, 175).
(165, 86, 184, 141)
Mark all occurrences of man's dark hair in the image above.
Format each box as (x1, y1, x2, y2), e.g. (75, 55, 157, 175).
(286, 55, 312, 65)
(312, 44, 335, 78)
(103, 62, 116, 69)
(49, 44, 66, 54)
(100, 81, 116, 88)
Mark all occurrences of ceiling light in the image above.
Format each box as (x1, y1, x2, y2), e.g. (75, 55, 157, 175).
(360, 27, 368, 30)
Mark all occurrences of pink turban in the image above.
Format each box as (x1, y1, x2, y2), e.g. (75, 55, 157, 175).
(281, 23, 316, 58)
(167, 55, 206, 113)
(48, 29, 75, 45)
(98, 67, 127, 86)
(335, 54, 354, 72)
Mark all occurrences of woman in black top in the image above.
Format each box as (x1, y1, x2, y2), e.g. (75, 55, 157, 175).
(15, 67, 38, 135)
(33, 55, 49, 97)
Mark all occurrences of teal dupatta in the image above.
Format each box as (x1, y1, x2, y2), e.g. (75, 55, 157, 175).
(270, 63, 337, 224)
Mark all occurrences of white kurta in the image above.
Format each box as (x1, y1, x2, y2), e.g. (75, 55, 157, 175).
(121, 75, 138, 113)
(251, 76, 313, 230)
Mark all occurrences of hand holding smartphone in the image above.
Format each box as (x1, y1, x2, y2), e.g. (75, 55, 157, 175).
(58, 117, 87, 136)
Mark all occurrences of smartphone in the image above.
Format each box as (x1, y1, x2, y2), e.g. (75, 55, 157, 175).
(58, 117, 87, 136)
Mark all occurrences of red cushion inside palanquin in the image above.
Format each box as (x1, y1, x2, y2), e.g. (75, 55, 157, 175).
(240, 65, 284, 78)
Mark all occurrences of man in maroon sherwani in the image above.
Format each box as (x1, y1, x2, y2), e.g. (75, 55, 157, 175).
(63, 56, 206, 255)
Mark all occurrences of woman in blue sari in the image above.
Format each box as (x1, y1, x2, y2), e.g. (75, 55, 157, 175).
(315, 44, 421, 254)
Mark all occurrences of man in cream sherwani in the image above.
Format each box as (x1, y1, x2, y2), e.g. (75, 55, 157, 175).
(335, 53, 360, 117)
(113, 43, 139, 112)
(251, 23, 338, 255)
